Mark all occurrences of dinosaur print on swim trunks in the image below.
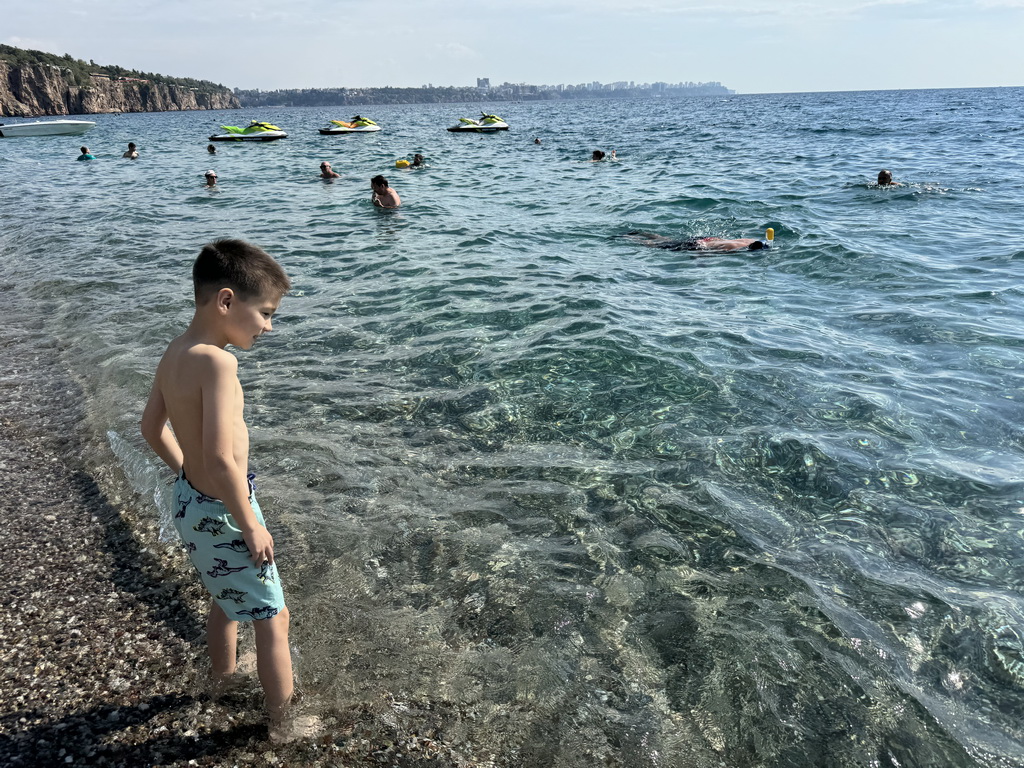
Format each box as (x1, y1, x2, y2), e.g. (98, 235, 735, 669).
(238, 606, 280, 620)
(207, 558, 248, 578)
(173, 472, 286, 621)
(193, 516, 227, 536)
(214, 539, 251, 553)
(257, 561, 277, 585)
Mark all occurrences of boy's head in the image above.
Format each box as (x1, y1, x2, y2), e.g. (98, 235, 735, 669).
(877, 169, 893, 185)
(371, 175, 389, 191)
(80, 146, 88, 154)
(193, 239, 291, 306)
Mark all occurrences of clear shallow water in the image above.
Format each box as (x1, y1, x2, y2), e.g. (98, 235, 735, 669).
(3, 88, 1024, 766)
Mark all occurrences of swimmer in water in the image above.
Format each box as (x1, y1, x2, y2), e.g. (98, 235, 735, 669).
(877, 169, 901, 186)
(319, 161, 340, 179)
(371, 175, 401, 208)
(410, 154, 425, 168)
(591, 150, 606, 161)
(627, 231, 769, 254)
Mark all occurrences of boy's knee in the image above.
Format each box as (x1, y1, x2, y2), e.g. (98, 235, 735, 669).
(255, 606, 290, 636)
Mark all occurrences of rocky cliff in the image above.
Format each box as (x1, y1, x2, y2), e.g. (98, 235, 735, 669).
(0, 62, 239, 116)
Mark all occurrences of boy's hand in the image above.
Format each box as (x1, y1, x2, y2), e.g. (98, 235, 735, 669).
(243, 524, 275, 565)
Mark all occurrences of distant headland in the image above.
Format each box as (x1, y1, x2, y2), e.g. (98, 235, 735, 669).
(0, 45, 239, 117)
(0, 43, 731, 116)
(236, 79, 733, 108)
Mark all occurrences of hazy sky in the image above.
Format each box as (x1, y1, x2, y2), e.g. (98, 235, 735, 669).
(5, 0, 1023, 93)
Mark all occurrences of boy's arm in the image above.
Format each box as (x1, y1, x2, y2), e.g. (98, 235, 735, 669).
(141, 380, 184, 474)
(202, 350, 276, 564)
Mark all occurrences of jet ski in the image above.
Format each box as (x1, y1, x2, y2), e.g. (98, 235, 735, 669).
(319, 116, 381, 134)
(209, 121, 287, 141)
(447, 113, 510, 132)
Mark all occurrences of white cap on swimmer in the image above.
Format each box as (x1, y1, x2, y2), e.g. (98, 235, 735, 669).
(205, 169, 217, 177)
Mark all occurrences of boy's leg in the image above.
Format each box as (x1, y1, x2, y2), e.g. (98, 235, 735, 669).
(253, 606, 294, 714)
(208, 601, 239, 680)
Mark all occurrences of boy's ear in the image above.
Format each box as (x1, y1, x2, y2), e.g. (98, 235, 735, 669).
(216, 287, 234, 313)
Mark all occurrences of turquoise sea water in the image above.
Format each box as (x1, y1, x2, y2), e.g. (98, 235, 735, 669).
(3, 88, 1024, 766)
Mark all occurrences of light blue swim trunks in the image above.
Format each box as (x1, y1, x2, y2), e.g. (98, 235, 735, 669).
(172, 471, 286, 621)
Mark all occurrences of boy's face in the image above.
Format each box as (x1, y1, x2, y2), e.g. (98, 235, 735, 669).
(225, 290, 282, 350)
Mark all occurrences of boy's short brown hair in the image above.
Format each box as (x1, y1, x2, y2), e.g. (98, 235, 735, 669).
(193, 239, 291, 304)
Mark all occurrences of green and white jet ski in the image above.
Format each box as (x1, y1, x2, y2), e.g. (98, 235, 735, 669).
(209, 121, 288, 141)
(447, 113, 509, 132)
(319, 116, 382, 134)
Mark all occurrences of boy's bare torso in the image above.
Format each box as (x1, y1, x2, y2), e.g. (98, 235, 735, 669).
(155, 335, 247, 497)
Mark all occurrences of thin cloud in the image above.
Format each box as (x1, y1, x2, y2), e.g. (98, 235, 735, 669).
(435, 43, 479, 60)
(3, 35, 62, 52)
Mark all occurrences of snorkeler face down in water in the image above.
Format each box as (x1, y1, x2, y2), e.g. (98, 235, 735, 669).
(627, 231, 768, 254)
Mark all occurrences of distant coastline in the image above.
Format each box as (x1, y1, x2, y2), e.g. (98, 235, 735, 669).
(236, 80, 733, 108)
(0, 42, 731, 116)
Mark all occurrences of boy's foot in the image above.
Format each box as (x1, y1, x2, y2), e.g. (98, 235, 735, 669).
(267, 698, 323, 744)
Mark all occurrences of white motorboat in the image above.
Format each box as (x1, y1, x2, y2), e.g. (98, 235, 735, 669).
(0, 119, 96, 137)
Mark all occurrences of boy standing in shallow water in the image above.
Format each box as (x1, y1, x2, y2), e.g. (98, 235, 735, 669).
(141, 239, 294, 737)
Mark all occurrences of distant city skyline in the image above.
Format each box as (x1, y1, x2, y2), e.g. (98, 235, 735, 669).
(234, 78, 730, 109)
(4, 0, 1023, 95)
(243, 79, 731, 94)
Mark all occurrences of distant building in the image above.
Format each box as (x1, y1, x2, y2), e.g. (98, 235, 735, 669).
(477, 77, 490, 89)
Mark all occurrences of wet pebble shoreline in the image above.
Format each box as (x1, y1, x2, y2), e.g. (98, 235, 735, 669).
(0, 323, 477, 767)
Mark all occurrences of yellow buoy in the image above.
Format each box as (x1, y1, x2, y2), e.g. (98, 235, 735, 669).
(766, 228, 775, 242)
(395, 159, 410, 168)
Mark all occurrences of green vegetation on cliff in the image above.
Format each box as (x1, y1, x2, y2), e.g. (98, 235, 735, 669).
(0, 44, 228, 94)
